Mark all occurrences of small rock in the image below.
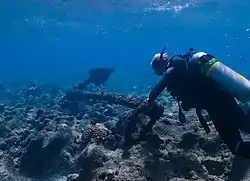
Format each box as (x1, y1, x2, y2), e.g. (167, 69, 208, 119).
(67, 173, 79, 181)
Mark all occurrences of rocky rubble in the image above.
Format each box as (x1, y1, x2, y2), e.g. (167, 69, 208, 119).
(0, 84, 249, 181)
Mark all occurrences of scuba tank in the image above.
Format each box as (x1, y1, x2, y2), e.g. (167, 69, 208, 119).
(188, 50, 250, 104)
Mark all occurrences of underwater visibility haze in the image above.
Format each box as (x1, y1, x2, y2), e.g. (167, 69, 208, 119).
(1, 1, 250, 181)
(1, 0, 250, 93)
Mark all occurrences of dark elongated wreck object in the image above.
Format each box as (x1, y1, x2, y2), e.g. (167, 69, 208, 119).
(60, 89, 163, 116)
(59, 89, 164, 145)
(75, 68, 115, 90)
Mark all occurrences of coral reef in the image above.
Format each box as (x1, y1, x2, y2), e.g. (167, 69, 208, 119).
(0, 83, 249, 181)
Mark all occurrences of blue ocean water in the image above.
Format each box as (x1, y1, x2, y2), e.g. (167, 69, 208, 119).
(1, 0, 250, 93)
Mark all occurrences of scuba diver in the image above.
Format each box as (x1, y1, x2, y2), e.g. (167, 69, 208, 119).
(134, 46, 250, 159)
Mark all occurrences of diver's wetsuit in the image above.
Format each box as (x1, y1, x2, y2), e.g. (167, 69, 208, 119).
(147, 56, 250, 159)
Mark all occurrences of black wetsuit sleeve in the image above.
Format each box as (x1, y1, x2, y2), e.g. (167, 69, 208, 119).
(148, 69, 171, 104)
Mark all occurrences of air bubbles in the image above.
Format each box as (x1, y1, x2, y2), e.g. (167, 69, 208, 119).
(145, 1, 194, 14)
(246, 28, 249, 32)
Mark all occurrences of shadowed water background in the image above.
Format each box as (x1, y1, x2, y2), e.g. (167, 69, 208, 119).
(1, 0, 250, 93)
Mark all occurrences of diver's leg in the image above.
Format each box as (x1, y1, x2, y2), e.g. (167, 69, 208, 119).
(235, 141, 250, 159)
(234, 101, 250, 133)
(215, 123, 243, 156)
(210, 112, 250, 159)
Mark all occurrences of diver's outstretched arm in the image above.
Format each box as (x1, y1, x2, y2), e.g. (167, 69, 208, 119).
(148, 68, 172, 104)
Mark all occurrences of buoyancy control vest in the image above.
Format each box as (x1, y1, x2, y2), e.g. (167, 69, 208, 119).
(163, 53, 210, 133)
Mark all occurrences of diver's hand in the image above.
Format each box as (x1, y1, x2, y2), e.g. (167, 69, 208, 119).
(135, 98, 155, 114)
(145, 98, 164, 116)
(137, 99, 149, 110)
(145, 98, 154, 112)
